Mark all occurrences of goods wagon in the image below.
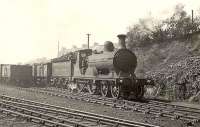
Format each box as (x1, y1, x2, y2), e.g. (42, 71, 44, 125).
(1, 64, 32, 86)
(32, 62, 52, 86)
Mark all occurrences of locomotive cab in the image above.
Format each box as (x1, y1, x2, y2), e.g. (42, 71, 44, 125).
(73, 49, 92, 76)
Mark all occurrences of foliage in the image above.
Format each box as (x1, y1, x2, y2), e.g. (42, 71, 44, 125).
(127, 4, 200, 48)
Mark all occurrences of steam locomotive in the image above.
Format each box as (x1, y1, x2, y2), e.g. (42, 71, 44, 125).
(0, 34, 148, 99)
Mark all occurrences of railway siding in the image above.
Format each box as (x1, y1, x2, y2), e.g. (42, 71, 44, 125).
(0, 85, 194, 127)
(0, 95, 158, 127)
(19, 87, 200, 124)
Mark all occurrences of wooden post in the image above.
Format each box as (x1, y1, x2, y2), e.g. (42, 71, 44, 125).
(86, 34, 91, 49)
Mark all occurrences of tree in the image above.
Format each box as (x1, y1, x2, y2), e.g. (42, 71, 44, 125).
(126, 4, 200, 48)
(127, 16, 158, 48)
(164, 4, 200, 39)
(164, 4, 191, 38)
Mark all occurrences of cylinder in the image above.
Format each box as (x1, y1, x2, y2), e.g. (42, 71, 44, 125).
(117, 34, 126, 49)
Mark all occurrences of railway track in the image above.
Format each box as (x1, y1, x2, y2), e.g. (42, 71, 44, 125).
(17, 87, 200, 126)
(0, 94, 158, 127)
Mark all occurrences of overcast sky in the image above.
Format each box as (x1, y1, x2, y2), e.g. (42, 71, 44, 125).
(0, 0, 200, 64)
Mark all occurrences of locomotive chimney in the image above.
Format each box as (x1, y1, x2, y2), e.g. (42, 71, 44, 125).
(117, 34, 126, 49)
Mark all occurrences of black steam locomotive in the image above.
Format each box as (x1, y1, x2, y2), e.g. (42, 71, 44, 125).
(0, 34, 148, 99)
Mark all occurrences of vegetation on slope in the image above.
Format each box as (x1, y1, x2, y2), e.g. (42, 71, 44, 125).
(126, 4, 200, 101)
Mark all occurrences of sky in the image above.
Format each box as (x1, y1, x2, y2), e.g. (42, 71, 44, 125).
(0, 0, 200, 64)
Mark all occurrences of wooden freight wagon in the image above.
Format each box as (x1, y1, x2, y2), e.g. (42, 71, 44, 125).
(1, 64, 32, 86)
(32, 62, 52, 86)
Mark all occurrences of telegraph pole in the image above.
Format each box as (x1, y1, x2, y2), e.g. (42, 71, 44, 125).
(86, 33, 91, 49)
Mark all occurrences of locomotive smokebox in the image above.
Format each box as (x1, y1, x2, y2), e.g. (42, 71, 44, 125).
(117, 34, 126, 49)
(113, 34, 137, 73)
